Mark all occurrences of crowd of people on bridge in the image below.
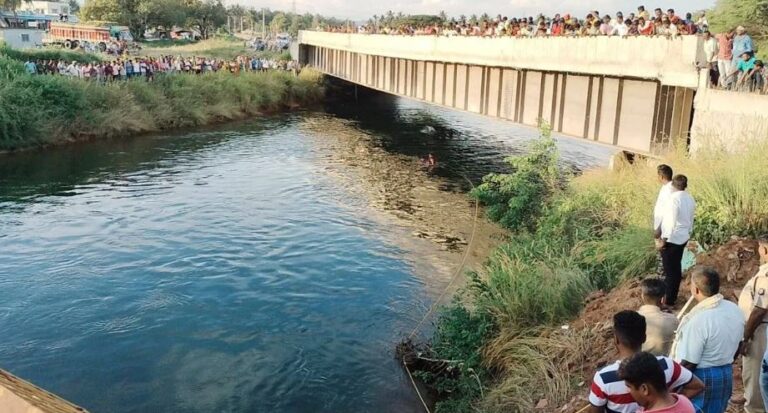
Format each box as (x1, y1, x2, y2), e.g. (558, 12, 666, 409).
(325, 7, 710, 37)
(22, 55, 300, 81)
(585, 164, 768, 413)
(318, 5, 766, 95)
(700, 28, 766, 94)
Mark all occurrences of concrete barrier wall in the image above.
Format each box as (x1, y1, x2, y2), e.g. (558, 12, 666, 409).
(305, 45, 695, 155)
(691, 88, 768, 152)
(299, 31, 701, 88)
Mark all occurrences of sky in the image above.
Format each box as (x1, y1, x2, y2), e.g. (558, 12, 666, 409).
(232, 0, 717, 21)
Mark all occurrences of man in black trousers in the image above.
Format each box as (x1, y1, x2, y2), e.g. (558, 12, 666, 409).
(657, 175, 696, 306)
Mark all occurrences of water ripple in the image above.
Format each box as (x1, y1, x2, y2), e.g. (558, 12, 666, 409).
(0, 99, 610, 413)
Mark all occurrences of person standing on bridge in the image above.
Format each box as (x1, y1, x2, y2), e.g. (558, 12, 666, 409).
(733, 26, 754, 69)
(702, 31, 719, 87)
(716, 30, 734, 88)
(657, 174, 695, 306)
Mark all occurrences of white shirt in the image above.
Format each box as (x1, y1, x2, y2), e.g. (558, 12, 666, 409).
(661, 190, 696, 245)
(703, 37, 719, 63)
(674, 300, 744, 368)
(653, 182, 674, 231)
(612, 23, 629, 36)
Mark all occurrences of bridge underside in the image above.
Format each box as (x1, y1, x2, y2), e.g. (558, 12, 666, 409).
(302, 45, 695, 155)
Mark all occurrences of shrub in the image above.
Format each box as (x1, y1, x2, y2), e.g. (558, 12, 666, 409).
(470, 123, 563, 231)
(416, 300, 496, 413)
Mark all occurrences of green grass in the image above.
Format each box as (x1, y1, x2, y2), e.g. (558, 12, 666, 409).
(139, 38, 290, 60)
(0, 42, 102, 63)
(423, 129, 768, 412)
(0, 61, 324, 150)
(138, 39, 198, 48)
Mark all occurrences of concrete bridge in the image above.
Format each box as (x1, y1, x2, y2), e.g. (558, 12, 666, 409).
(297, 31, 768, 155)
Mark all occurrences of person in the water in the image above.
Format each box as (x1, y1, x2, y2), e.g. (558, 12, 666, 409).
(422, 153, 437, 167)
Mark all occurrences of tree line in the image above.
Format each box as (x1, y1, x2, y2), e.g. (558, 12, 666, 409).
(76, 0, 345, 40)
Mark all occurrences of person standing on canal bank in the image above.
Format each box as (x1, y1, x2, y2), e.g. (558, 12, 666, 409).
(653, 165, 674, 283)
(657, 174, 695, 306)
(618, 352, 696, 413)
(588, 311, 703, 413)
(671, 267, 745, 413)
(739, 236, 768, 412)
(638, 278, 678, 356)
(654, 165, 674, 241)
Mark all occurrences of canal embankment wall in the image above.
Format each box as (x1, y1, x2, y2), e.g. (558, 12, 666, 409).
(691, 86, 768, 152)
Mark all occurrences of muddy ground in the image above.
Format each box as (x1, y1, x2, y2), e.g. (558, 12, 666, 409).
(557, 237, 761, 412)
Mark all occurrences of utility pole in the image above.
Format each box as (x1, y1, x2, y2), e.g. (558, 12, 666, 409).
(262, 8, 266, 38)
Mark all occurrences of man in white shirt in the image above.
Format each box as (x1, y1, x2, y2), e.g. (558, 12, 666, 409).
(653, 165, 674, 289)
(739, 236, 768, 413)
(653, 165, 674, 240)
(701, 30, 719, 87)
(658, 174, 695, 306)
(672, 267, 744, 413)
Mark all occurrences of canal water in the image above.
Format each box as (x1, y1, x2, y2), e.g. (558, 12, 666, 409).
(0, 96, 613, 413)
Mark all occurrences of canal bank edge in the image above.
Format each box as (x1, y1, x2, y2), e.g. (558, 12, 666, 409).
(407, 130, 768, 412)
(0, 50, 324, 152)
(1, 368, 89, 413)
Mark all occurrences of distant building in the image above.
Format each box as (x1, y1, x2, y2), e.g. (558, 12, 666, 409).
(0, 27, 44, 49)
(19, 1, 71, 16)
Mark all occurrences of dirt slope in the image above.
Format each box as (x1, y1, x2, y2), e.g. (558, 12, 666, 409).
(557, 238, 760, 412)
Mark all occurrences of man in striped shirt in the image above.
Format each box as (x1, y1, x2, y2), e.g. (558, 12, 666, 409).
(588, 311, 704, 413)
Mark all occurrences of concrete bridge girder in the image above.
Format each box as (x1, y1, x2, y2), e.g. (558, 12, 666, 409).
(299, 32, 700, 155)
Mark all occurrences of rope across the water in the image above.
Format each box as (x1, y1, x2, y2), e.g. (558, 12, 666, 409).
(403, 173, 481, 412)
(407, 174, 480, 341)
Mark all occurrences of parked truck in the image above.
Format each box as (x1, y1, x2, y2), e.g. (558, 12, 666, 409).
(45, 22, 133, 51)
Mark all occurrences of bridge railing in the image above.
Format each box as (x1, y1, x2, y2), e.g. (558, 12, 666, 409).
(298, 31, 702, 88)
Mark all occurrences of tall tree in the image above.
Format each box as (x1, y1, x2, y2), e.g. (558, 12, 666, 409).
(186, 0, 226, 39)
(709, 0, 768, 39)
(269, 12, 286, 34)
(2, 0, 31, 13)
(68, 0, 80, 14)
(81, 0, 143, 37)
(140, 0, 187, 30)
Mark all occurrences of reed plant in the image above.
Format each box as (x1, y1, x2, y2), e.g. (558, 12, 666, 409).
(0, 42, 101, 63)
(426, 129, 768, 412)
(480, 327, 598, 412)
(0, 68, 324, 150)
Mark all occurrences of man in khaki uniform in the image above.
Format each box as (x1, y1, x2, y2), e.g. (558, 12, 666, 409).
(738, 237, 768, 413)
(638, 278, 678, 356)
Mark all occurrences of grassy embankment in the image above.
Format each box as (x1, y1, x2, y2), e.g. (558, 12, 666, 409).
(418, 125, 768, 412)
(0, 42, 322, 151)
(140, 38, 291, 60)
